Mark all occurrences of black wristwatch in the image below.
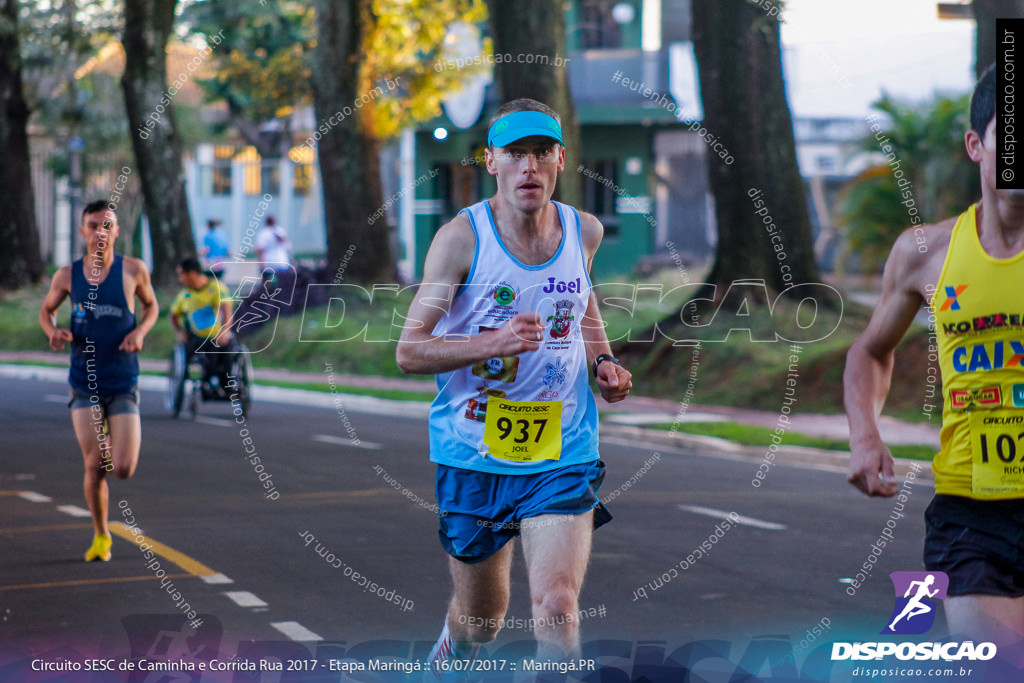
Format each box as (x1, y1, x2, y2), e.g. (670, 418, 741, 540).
(592, 353, 621, 378)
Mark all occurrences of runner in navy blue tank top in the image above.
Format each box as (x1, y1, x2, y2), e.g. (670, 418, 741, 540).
(39, 200, 159, 562)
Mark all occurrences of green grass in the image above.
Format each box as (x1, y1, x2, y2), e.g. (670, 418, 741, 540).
(3, 281, 409, 376)
(599, 265, 709, 342)
(0, 274, 946, 424)
(615, 289, 942, 423)
(650, 421, 936, 462)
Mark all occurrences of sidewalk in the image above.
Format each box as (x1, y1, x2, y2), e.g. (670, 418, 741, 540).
(599, 395, 939, 447)
(0, 350, 437, 393)
(2, 351, 939, 445)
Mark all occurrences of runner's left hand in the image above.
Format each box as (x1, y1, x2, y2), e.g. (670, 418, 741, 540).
(596, 362, 631, 403)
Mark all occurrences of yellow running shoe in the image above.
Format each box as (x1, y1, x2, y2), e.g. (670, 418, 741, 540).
(84, 533, 112, 562)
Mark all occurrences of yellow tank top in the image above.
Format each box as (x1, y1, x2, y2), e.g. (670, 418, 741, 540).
(170, 279, 231, 338)
(934, 203, 1024, 499)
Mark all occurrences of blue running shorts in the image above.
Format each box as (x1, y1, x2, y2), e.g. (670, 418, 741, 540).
(436, 459, 611, 564)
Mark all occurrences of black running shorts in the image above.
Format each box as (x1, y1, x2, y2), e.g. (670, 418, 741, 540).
(923, 494, 1024, 597)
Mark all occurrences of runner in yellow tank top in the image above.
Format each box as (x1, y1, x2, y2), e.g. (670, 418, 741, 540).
(933, 202, 1024, 499)
(845, 65, 1024, 651)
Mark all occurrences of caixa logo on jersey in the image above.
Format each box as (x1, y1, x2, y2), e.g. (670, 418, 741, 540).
(831, 571, 997, 663)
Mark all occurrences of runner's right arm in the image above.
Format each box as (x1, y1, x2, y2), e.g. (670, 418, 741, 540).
(216, 299, 234, 350)
(396, 214, 545, 375)
(844, 229, 931, 497)
(39, 266, 73, 351)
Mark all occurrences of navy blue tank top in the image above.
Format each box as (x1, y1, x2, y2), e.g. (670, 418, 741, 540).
(69, 255, 139, 394)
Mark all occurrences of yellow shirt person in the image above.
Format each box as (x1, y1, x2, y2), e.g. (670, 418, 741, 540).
(170, 258, 233, 346)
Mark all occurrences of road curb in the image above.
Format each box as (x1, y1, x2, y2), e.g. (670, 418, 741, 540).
(1, 362, 933, 479)
(601, 423, 934, 481)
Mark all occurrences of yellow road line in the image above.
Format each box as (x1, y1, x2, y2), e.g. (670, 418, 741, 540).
(0, 573, 191, 592)
(0, 523, 93, 534)
(109, 522, 216, 577)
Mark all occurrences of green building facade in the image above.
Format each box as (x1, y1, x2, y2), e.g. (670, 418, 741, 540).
(400, 0, 704, 281)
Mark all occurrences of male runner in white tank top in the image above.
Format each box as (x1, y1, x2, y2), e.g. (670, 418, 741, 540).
(397, 98, 632, 667)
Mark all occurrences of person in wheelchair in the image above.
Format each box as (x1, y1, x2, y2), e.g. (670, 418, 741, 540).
(170, 257, 236, 399)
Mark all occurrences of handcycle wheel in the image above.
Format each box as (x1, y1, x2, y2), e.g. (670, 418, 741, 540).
(231, 344, 254, 418)
(189, 381, 200, 420)
(166, 344, 187, 418)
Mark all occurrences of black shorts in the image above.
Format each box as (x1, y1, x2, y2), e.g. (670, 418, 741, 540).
(923, 494, 1024, 597)
(68, 386, 140, 416)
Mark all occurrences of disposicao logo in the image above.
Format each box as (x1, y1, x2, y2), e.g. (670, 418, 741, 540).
(831, 571, 997, 663)
(882, 571, 947, 635)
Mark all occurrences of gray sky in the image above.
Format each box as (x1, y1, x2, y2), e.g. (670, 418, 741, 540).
(781, 0, 975, 117)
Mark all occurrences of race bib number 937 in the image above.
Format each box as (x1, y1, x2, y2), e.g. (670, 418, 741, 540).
(484, 398, 562, 463)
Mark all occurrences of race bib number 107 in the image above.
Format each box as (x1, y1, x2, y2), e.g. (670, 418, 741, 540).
(484, 398, 562, 463)
(970, 410, 1024, 496)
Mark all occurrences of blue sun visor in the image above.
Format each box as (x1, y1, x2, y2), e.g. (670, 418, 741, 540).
(487, 111, 564, 148)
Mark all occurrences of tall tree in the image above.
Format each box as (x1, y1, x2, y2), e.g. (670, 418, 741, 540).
(0, 0, 44, 288)
(122, 0, 195, 285)
(311, 0, 392, 283)
(19, 2, 142, 260)
(973, 0, 1024, 77)
(690, 0, 818, 298)
(485, 0, 581, 208)
(181, 0, 314, 159)
(837, 93, 977, 273)
(363, 0, 488, 139)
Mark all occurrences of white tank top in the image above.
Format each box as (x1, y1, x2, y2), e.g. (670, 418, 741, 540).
(428, 200, 600, 474)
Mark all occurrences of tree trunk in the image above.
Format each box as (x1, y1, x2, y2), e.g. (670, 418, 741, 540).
(122, 0, 195, 286)
(311, 0, 393, 284)
(973, 0, 1024, 78)
(485, 0, 581, 208)
(691, 0, 819, 299)
(0, 0, 44, 288)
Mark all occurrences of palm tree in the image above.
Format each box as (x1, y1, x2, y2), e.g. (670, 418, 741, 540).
(836, 93, 977, 273)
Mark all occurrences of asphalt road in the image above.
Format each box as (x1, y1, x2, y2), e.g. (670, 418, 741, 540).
(0, 368, 1010, 682)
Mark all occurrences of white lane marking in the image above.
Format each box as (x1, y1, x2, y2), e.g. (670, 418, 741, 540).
(194, 416, 235, 428)
(678, 504, 787, 531)
(201, 573, 234, 584)
(56, 505, 92, 518)
(224, 591, 268, 607)
(271, 621, 324, 642)
(312, 434, 383, 450)
(45, 394, 68, 403)
(19, 491, 52, 503)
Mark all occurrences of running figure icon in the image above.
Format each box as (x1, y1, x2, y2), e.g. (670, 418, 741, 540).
(888, 574, 940, 631)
